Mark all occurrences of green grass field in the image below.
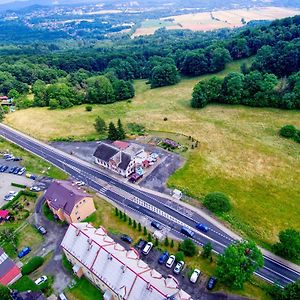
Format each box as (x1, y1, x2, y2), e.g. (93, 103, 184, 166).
(4, 58, 300, 248)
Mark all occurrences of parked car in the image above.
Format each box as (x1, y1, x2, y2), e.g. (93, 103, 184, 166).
(206, 277, 217, 290)
(190, 269, 201, 283)
(151, 220, 163, 230)
(36, 225, 47, 235)
(158, 251, 169, 264)
(4, 191, 18, 201)
(129, 173, 143, 183)
(173, 261, 185, 274)
(9, 166, 17, 173)
(13, 157, 22, 161)
(18, 167, 26, 175)
(136, 239, 147, 250)
(30, 186, 41, 192)
(13, 167, 21, 174)
(0, 165, 8, 172)
(18, 247, 31, 258)
(196, 223, 209, 233)
(5, 155, 15, 161)
(166, 255, 176, 268)
(3, 154, 12, 159)
(58, 293, 68, 300)
(35, 275, 47, 285)
(180, 226, 195, 238)
(120, 234, 132, 244)
(142, 242, 153, 255)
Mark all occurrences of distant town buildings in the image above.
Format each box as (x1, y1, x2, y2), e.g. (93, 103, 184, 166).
(61, 223, 192, 300)
(45, 181, 95, 223)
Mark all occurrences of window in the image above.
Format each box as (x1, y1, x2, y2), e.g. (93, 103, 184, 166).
(83, 200, 86, 203)
(75, 211, 78, 215)
(77, 216, 81, 220)
(76, 205, 78, 208)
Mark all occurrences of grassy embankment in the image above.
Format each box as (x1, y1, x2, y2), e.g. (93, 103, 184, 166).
(4, 57, 300, 250)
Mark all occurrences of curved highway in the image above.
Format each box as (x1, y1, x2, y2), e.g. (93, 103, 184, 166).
(0, 124, 299, 287)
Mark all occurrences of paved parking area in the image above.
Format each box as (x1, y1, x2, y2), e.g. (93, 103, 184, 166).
(0, 172, 33, 207)
(112, 235, 248, 300)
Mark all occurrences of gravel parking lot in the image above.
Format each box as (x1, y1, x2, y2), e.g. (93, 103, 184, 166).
(51, 141, 184, 193)
(0, 158, 34, 207)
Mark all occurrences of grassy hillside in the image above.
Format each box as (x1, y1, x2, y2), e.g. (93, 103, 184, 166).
(4, 58, 300, 247)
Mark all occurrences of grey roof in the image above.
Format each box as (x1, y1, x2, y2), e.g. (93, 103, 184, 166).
(44, 181, 89, 215)
(118, 152, 132, 170)
(0, 247, 15, 278)
(11, 291, 46, 300)
(93, 143, 119, 162)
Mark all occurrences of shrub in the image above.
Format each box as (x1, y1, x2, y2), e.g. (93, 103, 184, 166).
(295, 130, 300, 143)
(21, 256, 44, 275)
(179, 239, 197, 257)
(203, 192, 232, 214)
(279, 125, 297, 138)
(175, 251, 185, 262)
(85, 105, 93, 112)
(11, 183, 26, 188)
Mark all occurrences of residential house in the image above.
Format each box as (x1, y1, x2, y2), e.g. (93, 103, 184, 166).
(93, 141, 145, 177)
(0, 210, 10, 223)
(0, 247, 22, 286)
(44, 181, 95, 223)
(11, 291, 46, 300)
(61, 223, 192, 300)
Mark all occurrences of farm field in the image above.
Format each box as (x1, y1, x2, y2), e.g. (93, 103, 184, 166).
(4, 57, 300, 248)
(133, 6, 300, 36)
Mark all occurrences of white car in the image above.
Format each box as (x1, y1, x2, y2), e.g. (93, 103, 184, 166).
(190, 269, 201, 283)
(18, 167, 26, 175)
(35, 275, 47, 285)
(173, 261, 185, 274)
(75, 181, 85, 186)
(142, 242, 153, 255)
(165, 255, 176, 268)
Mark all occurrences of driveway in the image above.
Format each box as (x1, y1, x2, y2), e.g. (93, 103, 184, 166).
(29, 195, 71, 293)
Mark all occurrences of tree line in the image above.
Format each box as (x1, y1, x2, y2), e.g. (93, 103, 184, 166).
(192, 70, 300, 110)
(0, 15, 300, 111)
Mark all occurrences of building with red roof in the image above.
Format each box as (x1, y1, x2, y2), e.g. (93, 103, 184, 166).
(0, 210, 10, 222)
(0, 247, 22, 286)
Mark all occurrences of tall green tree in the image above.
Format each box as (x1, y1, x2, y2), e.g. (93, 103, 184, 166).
(0, 284, 11, 300)
(273, 228, 300, 260)
(86, 75, 115, 104)
(94, 116, 107, 135)
(117, 119, 126, 140)
(202, 242, 213, 258)
(108, 122, 119, 141)
(150, 63, 180, 88)
(179, 239, 197, 257)
(216, 240, 264, 289)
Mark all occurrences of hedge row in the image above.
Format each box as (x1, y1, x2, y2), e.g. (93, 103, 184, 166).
(11, 182, 27, 188)
(21, 256, 44, 275)
(1, 190, 36, 209)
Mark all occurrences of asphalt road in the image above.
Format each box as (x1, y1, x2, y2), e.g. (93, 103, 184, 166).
(0, 124, 299, 287)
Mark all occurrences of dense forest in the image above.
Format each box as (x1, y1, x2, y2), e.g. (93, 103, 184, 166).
(0, 15, 300, 111)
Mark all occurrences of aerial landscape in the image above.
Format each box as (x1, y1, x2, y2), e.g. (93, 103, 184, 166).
(0, 0, 299, 300)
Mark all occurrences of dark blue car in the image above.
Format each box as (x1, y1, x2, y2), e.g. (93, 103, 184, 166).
(18, 247, 31, 258)
(158, 251, 169, 264)
(196, 223, 209, 233)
